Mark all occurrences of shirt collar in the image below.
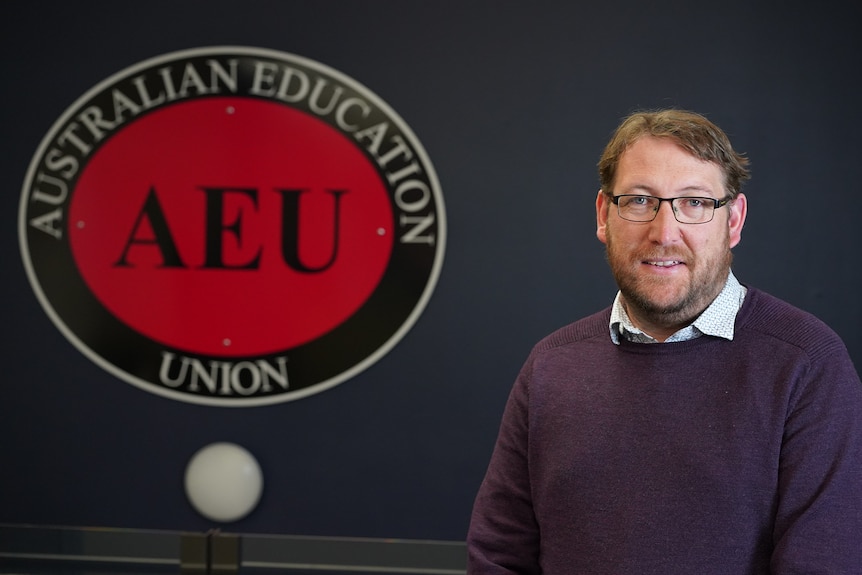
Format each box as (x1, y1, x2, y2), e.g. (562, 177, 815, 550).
(609, 271, 747, 344)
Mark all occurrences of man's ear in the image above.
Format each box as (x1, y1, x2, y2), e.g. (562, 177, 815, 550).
(727, 192, 747, 249)
(596, 190, 610, 244)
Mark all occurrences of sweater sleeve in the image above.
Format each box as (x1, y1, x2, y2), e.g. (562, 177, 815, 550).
(770, 336, 862, 574)
(467, 361, 541, 575)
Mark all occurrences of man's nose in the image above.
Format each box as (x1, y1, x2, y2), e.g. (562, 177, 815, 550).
(648, 200, 682, 244)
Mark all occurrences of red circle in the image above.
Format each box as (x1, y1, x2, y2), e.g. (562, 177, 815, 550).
(68, 97, 393, 356)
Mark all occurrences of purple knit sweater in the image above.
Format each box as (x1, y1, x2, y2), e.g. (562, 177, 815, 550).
(468, 287, 862, 574)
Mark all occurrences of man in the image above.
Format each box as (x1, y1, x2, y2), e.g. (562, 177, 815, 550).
(467, 109, 862, 574)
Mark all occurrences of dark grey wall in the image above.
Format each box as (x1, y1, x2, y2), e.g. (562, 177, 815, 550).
(1, 0, 860, 541)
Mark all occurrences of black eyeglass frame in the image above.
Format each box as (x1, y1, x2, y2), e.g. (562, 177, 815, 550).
(610, 194, 732, 224)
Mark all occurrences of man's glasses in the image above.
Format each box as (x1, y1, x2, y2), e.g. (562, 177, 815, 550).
(611, 194, 731, 224)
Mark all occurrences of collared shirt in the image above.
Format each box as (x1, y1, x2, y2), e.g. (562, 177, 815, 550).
(609, 271, 747, 344)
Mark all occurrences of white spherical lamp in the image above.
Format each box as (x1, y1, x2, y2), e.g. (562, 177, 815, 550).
(184, 442, 264, 522)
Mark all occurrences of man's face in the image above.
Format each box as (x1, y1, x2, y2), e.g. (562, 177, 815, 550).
(595, 136, 747, 337)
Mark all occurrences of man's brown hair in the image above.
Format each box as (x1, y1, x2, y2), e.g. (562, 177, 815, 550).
(598, 109, 751, 199)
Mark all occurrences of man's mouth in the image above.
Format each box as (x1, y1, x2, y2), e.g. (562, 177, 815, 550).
(645, 260, 683, 267)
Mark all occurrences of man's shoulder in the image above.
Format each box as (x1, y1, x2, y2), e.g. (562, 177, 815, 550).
(740, 287, 846, 356)
(532, 307, 613, 353)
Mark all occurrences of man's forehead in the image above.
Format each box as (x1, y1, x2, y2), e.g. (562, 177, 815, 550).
(615, 137, 726, 192)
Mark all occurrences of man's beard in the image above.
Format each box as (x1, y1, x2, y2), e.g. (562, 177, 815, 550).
(605, 235, 733, 330)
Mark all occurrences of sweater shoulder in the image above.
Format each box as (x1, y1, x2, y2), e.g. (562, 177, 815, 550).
(532, 307, 612, 353)
(738, 287, 847, 359)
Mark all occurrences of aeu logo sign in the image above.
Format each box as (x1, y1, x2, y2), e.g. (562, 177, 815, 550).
(19, 46, 445, 406)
